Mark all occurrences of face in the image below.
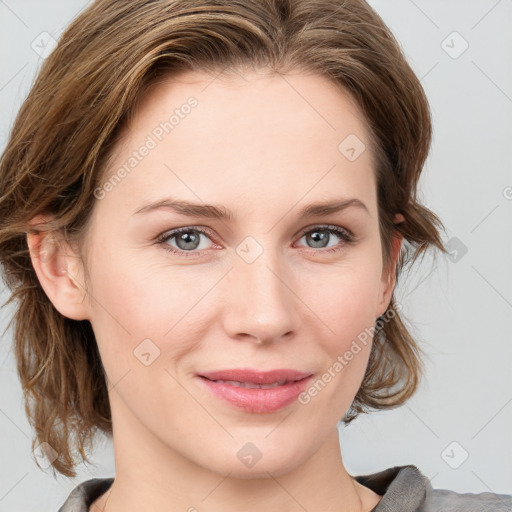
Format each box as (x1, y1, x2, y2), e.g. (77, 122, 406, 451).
(56, 69, 398, 477)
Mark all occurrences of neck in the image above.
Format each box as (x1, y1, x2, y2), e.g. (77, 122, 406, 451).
(94, 396, 381, 512)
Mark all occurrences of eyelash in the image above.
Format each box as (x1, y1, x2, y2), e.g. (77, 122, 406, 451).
(155, 224, 356, 258)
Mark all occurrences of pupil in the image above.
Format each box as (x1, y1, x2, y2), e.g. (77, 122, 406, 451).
(177, 231, 200, 250)
(308, 230, 328, 248)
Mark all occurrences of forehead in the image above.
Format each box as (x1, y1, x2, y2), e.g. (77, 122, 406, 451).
(98, 68, 377, 221)
(127, 68, 372, 151)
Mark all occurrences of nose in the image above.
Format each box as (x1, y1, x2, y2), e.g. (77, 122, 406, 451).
(222, 243, 300, 345)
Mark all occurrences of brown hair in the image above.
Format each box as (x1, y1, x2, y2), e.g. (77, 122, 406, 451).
(0, 0, 447, 477)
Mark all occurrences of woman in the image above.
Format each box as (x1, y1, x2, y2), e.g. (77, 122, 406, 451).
(0, 0, 510, 511)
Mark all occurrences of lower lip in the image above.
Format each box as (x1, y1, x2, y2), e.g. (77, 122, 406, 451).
(197, 376, 313, 413)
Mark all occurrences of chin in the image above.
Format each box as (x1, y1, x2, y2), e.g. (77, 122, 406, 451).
(198, 443, 307, 480)
(216, 461, 299, 480)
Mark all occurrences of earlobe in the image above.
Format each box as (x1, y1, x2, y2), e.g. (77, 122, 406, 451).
(26, 218, 90, 321)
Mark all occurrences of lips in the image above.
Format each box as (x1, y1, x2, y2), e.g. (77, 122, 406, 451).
(196, 368, 314, 413)
(198, 368, 312, 385)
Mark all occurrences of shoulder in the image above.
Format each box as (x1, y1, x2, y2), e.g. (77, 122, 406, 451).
(355, 464, 512, 512)
(420, 487, 512, 512)
(57, 477, 114, 512)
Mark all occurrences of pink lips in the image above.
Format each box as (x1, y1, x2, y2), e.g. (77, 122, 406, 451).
(197, 368, 313, 413)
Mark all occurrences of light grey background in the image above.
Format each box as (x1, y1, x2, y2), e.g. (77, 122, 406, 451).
(1, 0, 511, 510)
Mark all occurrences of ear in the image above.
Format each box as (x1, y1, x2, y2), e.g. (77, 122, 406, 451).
(26, 215, 90, 321)
(376, 213, 405, 319)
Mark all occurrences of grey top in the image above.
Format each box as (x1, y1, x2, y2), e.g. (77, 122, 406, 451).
(57, 465, 512, 512)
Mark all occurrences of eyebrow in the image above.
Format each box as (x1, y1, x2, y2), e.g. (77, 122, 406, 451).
(132, 197, 369, 220)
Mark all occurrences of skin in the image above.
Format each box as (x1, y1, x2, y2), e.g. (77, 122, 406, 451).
(27, 68, 404, 512)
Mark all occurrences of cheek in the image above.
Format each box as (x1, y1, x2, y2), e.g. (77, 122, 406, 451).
(308, 260, 382, 340)
(87, 247, 177, 332)
(299, 259, 380, 399)
(303, 286, 376, 419)
(85, 252, 213, 377)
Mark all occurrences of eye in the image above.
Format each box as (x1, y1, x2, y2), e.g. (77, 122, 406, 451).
(155, 224, 356, 258)
(156, 227, 214, 258)
(295, 225, 355, 254)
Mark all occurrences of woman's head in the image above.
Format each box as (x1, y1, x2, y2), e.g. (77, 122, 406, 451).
(0, 0, 447, 478)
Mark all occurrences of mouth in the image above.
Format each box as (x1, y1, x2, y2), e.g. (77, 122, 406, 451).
(196, 368, 314, 413)
(200, 378, 296, 389)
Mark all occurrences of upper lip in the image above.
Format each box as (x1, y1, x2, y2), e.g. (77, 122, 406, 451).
(198, 368, 313, 385)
